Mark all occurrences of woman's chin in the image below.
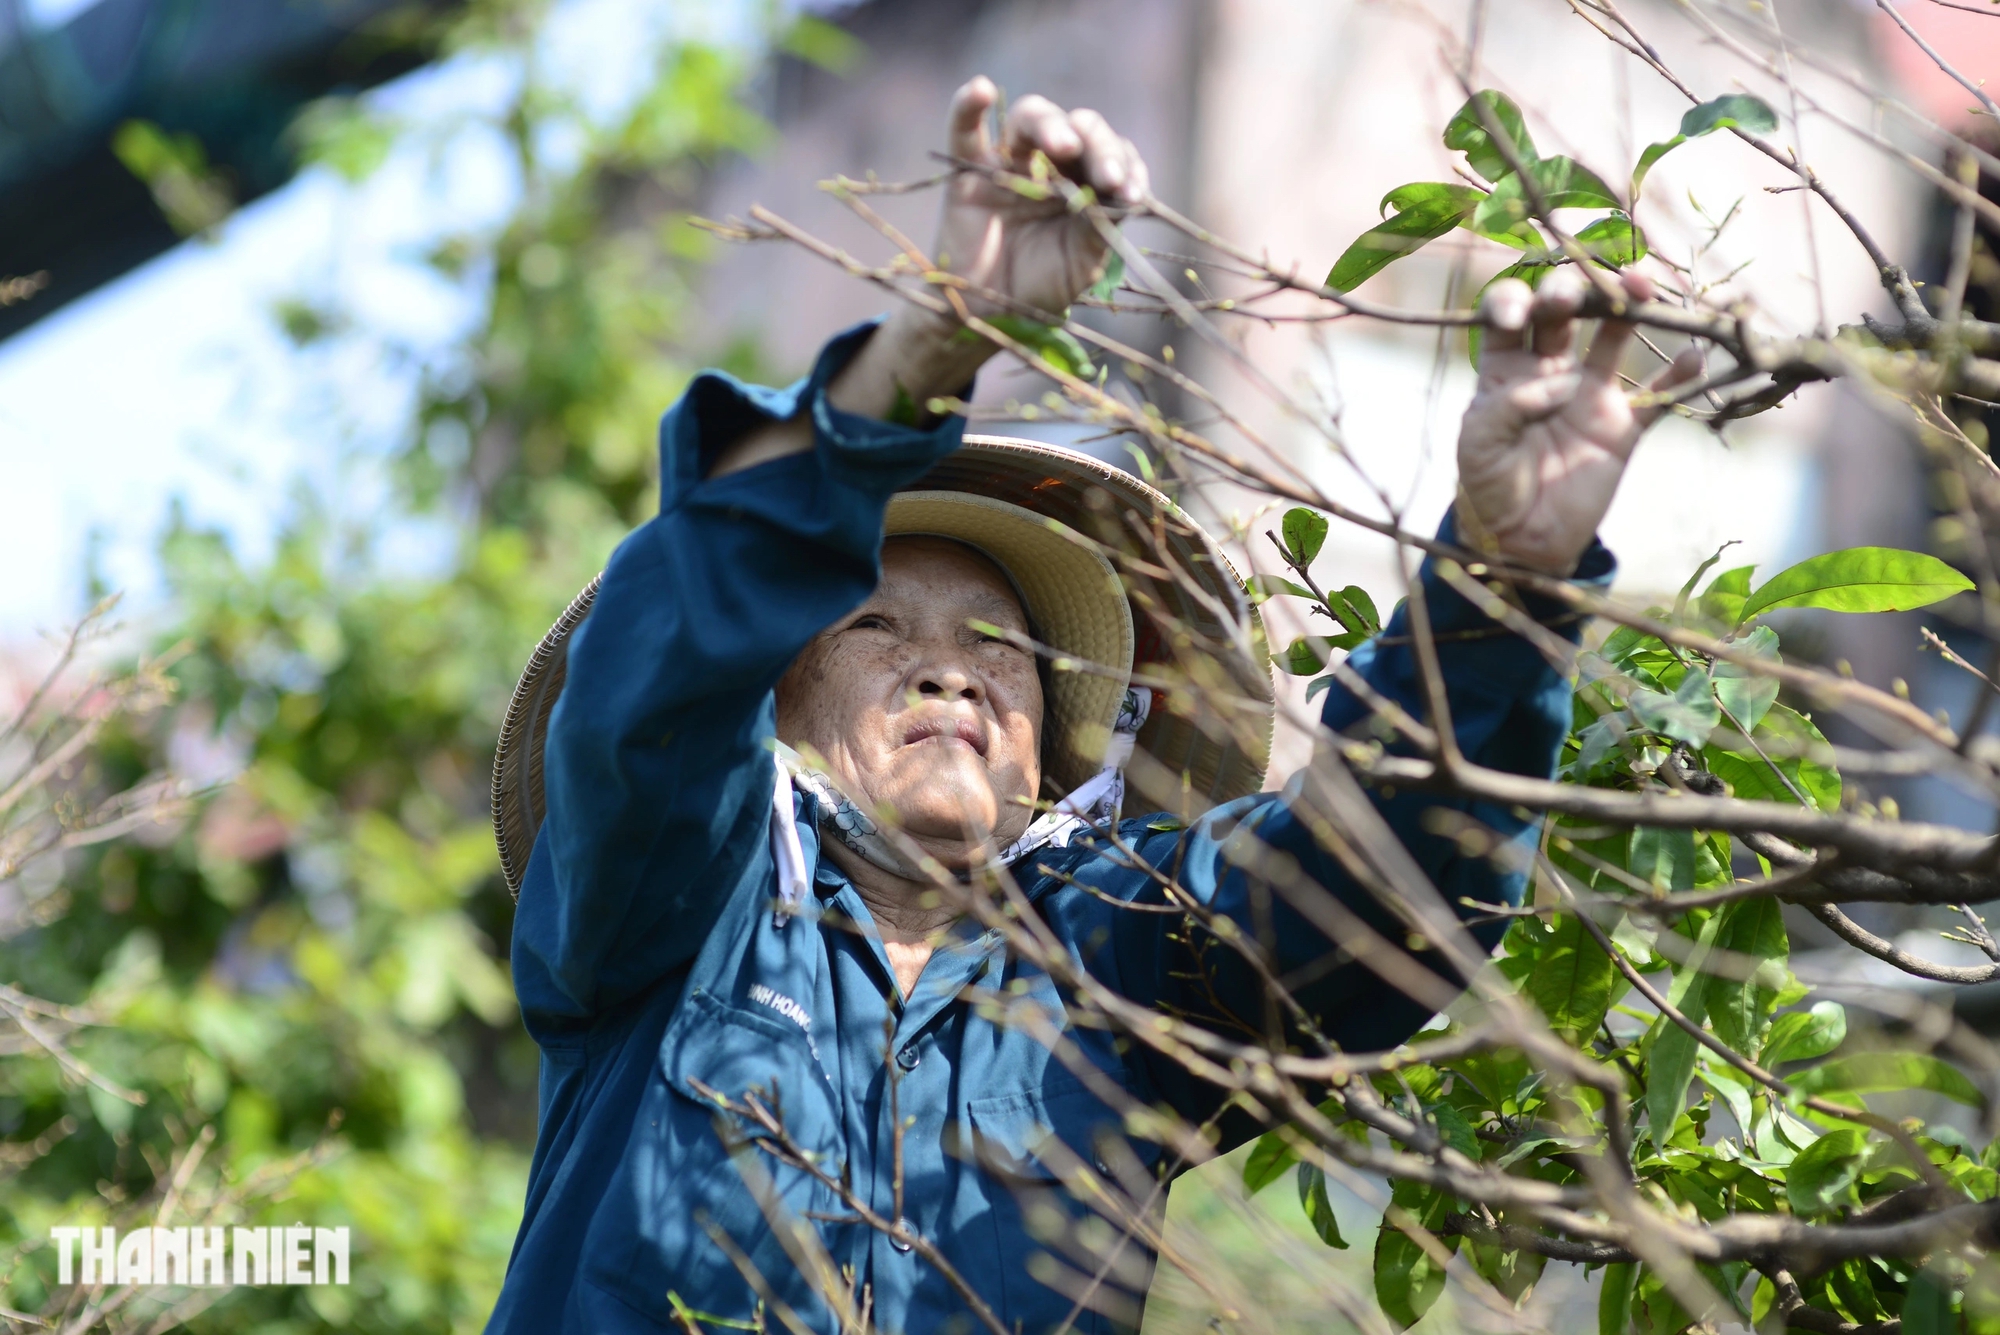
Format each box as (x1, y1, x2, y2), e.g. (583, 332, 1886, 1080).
(886, 776, 999, 839)
(873, 749, 1037, 847)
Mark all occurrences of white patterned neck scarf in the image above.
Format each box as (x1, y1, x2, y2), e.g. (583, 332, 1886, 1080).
(767, 686, 1152, 917)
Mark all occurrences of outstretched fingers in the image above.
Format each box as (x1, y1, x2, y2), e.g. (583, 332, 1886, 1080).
(946, 76, 998, 164)
(1476, 278, 1536, 359)
(1476, 268, 1586, 367)
(1501, 371, 1586, 428)
(1001, 94, 1082, 170)
(1635, 344, 1706, 427)
(1528, 268, 1586, 359)
(1068, 109, 1147, 206)
(1581, 269, 1654, 379)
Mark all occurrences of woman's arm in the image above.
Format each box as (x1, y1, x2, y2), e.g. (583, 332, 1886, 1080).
(1112, 272, 1695, 1137)
(1108, 519, 1610, 1125)
(508, 323, 967, 1029)
(508, 77, 1150, 1030)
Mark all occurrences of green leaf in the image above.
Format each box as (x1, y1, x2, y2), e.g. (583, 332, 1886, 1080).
(1631, 94, 1778, 199)
(1469, 157, 1621, 232)
(1698, 564, 1757, 628)
(1712, 625, 1782, 731)
(1790, 1052, 1984, 1107)
(1282, 507, 1330, 565)
(1682, 93, 1780, 139)
(1525, 913, 1620, 1043)
(290, 97, 397, 184)
(1763, 1001, 1847, 1066)
(1628, 666, 1720, 746)
(1700, 1063, 1756, 1140)
(1444, 90, 1539, 183)
(1829, 1257, 1886, 1324)
(1576, 213, 1648, 266)
(1740, 547, 1974, 620)
(1327, 194, 1475, 290)
(1599, 1261, 1638, 1335)
(1648, 1025, 1705, 1147)
(1707, 898, 1790, 1057)
(1706, 704, 1839, 810)
(1323, 588, 1363, 635)
(1705, 1262, 1757, 1323)
(1380, 181, 1545, 250)
(1467, 1232, 1546, 1305)
(1763, 706, 1842, 811)
(1903, 1269, 1956, 1335)
(1630, 135, 1686, 202)
(1298, 1163, 1350, 1248)
(1713, 672, 1781, 734)
(983, 315, 1097, 378)
(886, 381, 921, 428)
(777, 13, 865, 73)
(112, 118, 234, 234)
(1565, 715, 1626, 778)
(1246, 573, 1315, 604)
(1647, 910, 1725, 1135)
(1242, 1128, 1299, 1194)
(1084, 250, 1126, 302)
(1630, 826, 1697, 892)
(1374, 1180, 1456, 1330)
(1279, 636, 1331, 676)
(1380, 181, 1486, 216)
(1750, 1274, 1778, 1327)
(1674, 541, 1741, 621)
(1429, 1101, 1483, 1161)
(1636, 1267, 1696, 1335)
(1787, 1128, 1868, 1215)
(1694, 829, 1735, 890)
(1336, 584, 1380, 631)
(1464, 216, 1544, 251)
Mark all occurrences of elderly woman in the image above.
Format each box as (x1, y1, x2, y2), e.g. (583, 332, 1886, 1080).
(484, 79, 1695, 1335)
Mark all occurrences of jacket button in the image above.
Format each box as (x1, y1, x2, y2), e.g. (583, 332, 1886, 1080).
(896, 1044, 921, 1071)
(890, 1221, 914, 1253)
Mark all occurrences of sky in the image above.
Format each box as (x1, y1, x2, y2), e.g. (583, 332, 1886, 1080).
(0, 0, 761, 642)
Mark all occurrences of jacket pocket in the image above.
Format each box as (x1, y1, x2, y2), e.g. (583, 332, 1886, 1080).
(966, 1078, 1159, 1335)
(581, 987, 842, 1327)
(660, 986, 839, 1148)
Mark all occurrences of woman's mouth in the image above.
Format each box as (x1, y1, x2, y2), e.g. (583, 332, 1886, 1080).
(902, 717, 988, 757)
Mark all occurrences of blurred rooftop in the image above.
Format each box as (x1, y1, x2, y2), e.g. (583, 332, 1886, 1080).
(0, 0, 454, 339)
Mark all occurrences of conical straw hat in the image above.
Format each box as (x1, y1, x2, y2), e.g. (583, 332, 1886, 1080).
(491, 435, 1273, 897)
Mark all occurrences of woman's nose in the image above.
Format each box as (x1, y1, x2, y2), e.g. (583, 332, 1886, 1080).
(910, 648, 982, 703)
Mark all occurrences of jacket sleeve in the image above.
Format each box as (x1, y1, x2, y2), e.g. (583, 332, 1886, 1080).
(509, 321, 966, 1031)
(1111, 512, 1614, 1131)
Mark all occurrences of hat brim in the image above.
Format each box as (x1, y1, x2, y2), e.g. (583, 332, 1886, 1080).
(492, 436, 1273, 898)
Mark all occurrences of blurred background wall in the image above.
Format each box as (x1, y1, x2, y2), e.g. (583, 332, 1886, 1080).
(2, 0, 1997, 1330)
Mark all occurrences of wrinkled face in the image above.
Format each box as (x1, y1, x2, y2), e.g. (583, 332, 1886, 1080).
(775, 537, 1044, 861)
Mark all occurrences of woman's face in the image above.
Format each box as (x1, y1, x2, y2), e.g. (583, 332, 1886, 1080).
(775, 537, 1044, 861)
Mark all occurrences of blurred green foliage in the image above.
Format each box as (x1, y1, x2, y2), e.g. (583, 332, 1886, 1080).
(0, 3, 804, 1329)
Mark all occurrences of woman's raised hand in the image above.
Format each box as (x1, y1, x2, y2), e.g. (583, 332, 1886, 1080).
(930, 76, 1148, 320)
(1454, 268, 1703, 575)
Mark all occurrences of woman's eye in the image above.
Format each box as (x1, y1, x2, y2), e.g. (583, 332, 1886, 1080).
(850, 615, 890, 632)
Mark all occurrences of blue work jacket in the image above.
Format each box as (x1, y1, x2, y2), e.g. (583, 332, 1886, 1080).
(486, 322, 1614, 1335)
